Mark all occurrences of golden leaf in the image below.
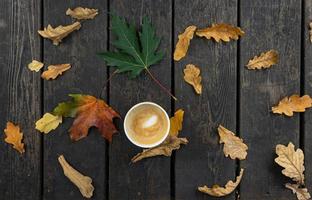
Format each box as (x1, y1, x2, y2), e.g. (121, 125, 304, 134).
(169, 109, 184, 137)
(58, 155, 94, 198)
(66, 7, 98, 20)
(35, 113, 62, 134)
(4, 122, 25, 154)
(131, 136, 188, 163)
(28, 60, 44, 72)
(38, 22, 81, 45)
(196, 23, 244, 42)
(246, 50, 278, 69)
(198, 168, 244, 197)
(275, 142, 305, 185)
(183, 64, 202, 94)
(41, 64, 71, 80)
(173, 25, 197, 61)
(272, 95, 312, 117)
(286, 183, 311, 200)
(218, 125, 248, 160)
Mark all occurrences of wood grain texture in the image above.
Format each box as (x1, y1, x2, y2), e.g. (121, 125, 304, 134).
(174, 1, 238, 199)
(108, 0, 172, 199)
(42, 1, 108, 199)
(239, 0, 301, 199)
(0, 0, 42, 199)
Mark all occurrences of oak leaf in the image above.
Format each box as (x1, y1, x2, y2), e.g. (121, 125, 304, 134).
(41, 64, 71, 80)
(286, 183, 311, 200)
(66, 7, 98, 20)
(246, 50, 278, 69)
(35, 113, 62, 134)
(218, 125, 248, 160)
(183, 64, 202, 94)
(169, 109, 184, 137)
(58, 155, 94, 198)
(196, 23, 244, 42)
(173, 25, 197, 61)
(272, 95, 312, 117)
(198, 168, 244, 197)
(4, 122, 25, 154)
(38, 22, 81, 45)
(28, 60, 44, 72)
(53, 94, 120, 141)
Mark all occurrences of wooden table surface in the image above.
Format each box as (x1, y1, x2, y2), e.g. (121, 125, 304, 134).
(0, 0, 311, 199)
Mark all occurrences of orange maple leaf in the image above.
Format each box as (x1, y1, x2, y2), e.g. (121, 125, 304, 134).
(4, 122, 25, 154)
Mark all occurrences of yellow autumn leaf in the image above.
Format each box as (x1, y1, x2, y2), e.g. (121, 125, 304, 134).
(173, 25, 197, 61)
(169, 109, 184, 137)
(218, 125, 248, 160)
(198, 168, 244, 197)
(38, 22, 81, 45)
(196, 23, 244, 42)
(41, 64, 71, 80)
(4, 122, 25, 154)
(272, 95, 312, 117)
(66, 7, 98, 20)
(35, 113, 62, 134)
(28, 60, 44, 72)
(286, 183, 311, 200)
(246, 49, 278, 69)
(183, 64, 202, 94)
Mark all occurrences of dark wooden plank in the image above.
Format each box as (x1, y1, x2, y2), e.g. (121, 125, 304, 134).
(108, 0, 172, 199)
(239, 1, 301, 199)
(0, 0, 42, 199)
(42, 1, 108, 199)
(174, 1, 238, 199)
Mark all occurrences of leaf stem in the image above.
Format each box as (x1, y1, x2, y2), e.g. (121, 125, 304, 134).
(99, 69, 119, 98)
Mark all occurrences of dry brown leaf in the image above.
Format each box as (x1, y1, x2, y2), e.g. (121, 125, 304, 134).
(169, 109, 184, 137)
(198, 168, 244, 197)
(58, 155, 94, 198)
(4, 122, 25, 154)
(286, 183, 311, 200)
(66, 7, 98, 20)
(28, 60, 44, 72)
(246, 50, 278, 69)
(272, 95, 312, 117)
(196, 23, 244, 42)
(275, 142, 305, 185)
(41, 64, 71, 80)
(173, 25, 197, 61)
(131, 136, 188, 163)
(309, 23, 312, 43)
(38, 22, 81, 45)
(183, 64, 202, 94)
(218, 125, 248, 160)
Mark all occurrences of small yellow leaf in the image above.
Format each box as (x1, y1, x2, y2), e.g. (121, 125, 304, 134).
(196, 23, 244, 43)
(246, 50, 278, 69)
(183, 64, 202, 94)
(4, 122, 25, 154)
(218, 125, 248, 160)
(198, 168, 244, 197)
(174, 25, 197, 61)
(28, 60, 44, 72)
(35, 113, 62, 134)
(272, 95, 312, 117)
(66, 7, 99, 20)
(38, 22, 81, 45)
(169, 109, 184, 137)
(41, 64, 71, 80)
(286, 183, 311, 200)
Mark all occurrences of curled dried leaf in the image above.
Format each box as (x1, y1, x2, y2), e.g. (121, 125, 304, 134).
(4, 122, 25, 154)
(272, 95, 312, 117)
(246, 50, 278, 69)
(58, 155, 94, 198)
(28, 60, 44, 72)
(35, 113, 62, 134)
(198, 168, 244, 197)
(38, 22, 81, 45)
(286, 183, 311, 200)
(41, 64, 71, 80)
(173, 25, 197, 61)
(183, 64, 202, 94)
(66, 7, 98, 20)
(218, 125, 248, 160)
(196, 23, 244, 42)
(169, 109, 184, 137)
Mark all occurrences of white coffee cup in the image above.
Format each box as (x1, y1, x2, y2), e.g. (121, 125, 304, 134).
(124, 102, 170, 148)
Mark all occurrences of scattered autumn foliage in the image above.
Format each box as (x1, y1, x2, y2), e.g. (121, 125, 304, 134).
(246, 50, 278, 69)
(41, 64, 71, 80)
(272, 95, 312, 117)
(4, 122, 25, 154)
(66, 7, 98, 20)
(169, 109, 184, 137)
(183, 64, 202, 95)
(28, 60, 44, 72)
(174, 25, 197, 61)
(35, 113, 62, 134)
